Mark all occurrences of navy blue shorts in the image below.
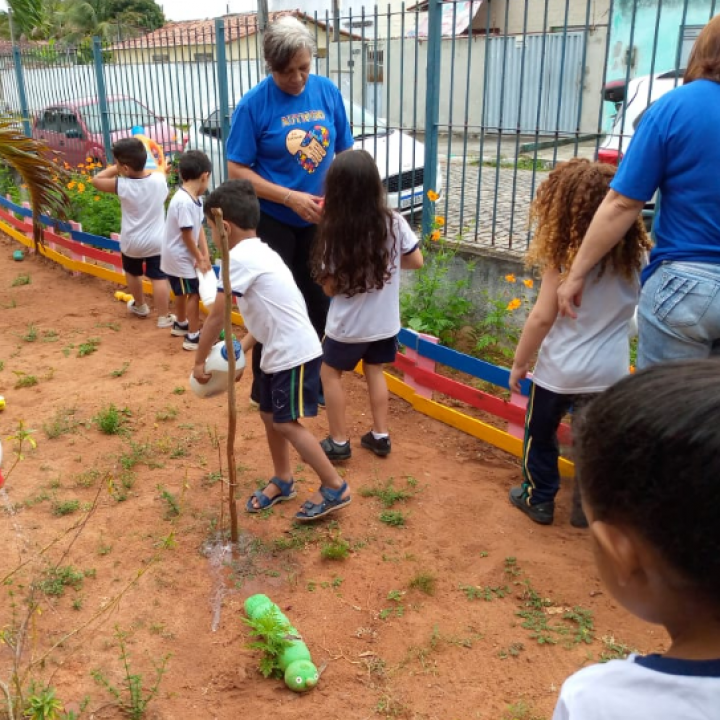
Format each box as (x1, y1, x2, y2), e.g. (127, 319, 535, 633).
(167, 275, 199, 296)
(258, 356, 322, 423)
(121, 253, 166, 280)
(322, 336, 398, 372)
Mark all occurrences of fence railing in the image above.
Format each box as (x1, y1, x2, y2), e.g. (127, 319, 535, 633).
(1, 0, 717, 251)
(0, 191, 574, 475)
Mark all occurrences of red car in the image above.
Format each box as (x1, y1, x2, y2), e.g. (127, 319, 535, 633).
(32, 95, 187, 168)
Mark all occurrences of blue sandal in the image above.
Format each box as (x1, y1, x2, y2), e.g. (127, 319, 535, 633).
(246, 477, 296, 513)
(295, 483, 351, 523)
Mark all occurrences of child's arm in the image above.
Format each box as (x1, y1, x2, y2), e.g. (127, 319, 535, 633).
(401, 248, 424, 270)
(198, 229, 212, 272)
(320, 276, 336, 297)
(180, 227, 211, 274)
(193, 294, 225, 382)
(509, 268, 561, 393)
(90, 165, 119, 194)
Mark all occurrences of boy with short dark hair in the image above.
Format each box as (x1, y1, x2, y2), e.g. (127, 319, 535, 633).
(193, 179, 351, 523)
(161, 150, 212, 350)
(91, 137, 172, 327)
(553, 359, 720, 719)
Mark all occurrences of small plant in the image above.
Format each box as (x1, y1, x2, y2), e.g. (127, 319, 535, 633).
(95, 404, 124, 435)
(111, 361, 130, 378)
(155, 405, 178, 422)
(43, 406, 80, 439)
(172, 386, 185, 395)
(23, 685, 67, 720)
(359, 476, 413, 508)
(14, 373, 38, 389)
(408, 572, 436, 596)
(502, 699, 545, 720)
(91, 627, 170, 720)
(72, 597, 84, 611)
(52, 499, 80, 516)
(599, 635, 636, 662)
(462, 584, 511, 601)
(36, 565, 84, 597)
(42, 329, 59, 343)
(12, 273, 31, 287)
(77, 337, 101, 357)
(22, 323, 39, 342)
(158, 485, 180, 519)
(379, 510, 407, 527)
(505, 556, 521, 577)
(498, 641, 525, 659)
(320, 537, 350, 560)
(243, 606, 293, 678)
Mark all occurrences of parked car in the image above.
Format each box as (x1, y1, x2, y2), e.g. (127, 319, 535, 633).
(598, 69, 684, 229)
(186, 98, 442, 214)
(31, 96, 187, 168)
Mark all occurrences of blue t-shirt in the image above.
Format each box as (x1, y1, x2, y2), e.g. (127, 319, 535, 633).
(226, 74, 354, 227)
(610, 79, 720, 284)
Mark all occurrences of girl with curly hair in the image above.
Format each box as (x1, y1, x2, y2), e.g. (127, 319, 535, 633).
(509, 158, 651, 528)
(311, 149, 423, 461)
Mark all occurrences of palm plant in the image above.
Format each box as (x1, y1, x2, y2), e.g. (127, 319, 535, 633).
(0, 118, 69, 249)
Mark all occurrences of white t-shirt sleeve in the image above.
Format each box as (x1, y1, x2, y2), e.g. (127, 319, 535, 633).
(227, 251, 260, 297)
(394, 213, 420, 254)
(177, 201, 198, 231)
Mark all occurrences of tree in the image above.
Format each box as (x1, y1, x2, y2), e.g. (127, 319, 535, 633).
(107, 0, 164, 32)
(6, 0, 63, 39)
(61, 0, 164, 44)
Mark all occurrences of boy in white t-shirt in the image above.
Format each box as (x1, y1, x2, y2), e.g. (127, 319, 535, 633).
(161, 151, 212, 351)
(553, 360, 720, 720)
(193, 179, 351, 524)
(91, 138, 173, 327)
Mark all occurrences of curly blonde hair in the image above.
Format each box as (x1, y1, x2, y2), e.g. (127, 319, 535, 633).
(525, 158, 651, 279)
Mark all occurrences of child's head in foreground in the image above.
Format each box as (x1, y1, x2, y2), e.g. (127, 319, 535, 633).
(112, 138, 147, 175)
(576, 359, 720, 634)
(204, 179, 260, 241)
(527, 158, 651, 278)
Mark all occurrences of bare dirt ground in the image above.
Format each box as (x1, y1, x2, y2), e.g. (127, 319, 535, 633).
(0, 237, 665, 720)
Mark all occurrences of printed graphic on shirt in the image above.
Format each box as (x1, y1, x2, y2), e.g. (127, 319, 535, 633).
(282, 110, 326, 126)
(286, 125, 331, 173)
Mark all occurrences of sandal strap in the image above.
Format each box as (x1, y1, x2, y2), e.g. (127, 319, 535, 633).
(250, 489, 273, 510)
(319, 482, 347, 503)
(268, 476, 294, 495)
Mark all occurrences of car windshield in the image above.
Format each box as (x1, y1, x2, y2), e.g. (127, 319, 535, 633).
(83, 99, 157, 134)
(344, 100, 387, 139)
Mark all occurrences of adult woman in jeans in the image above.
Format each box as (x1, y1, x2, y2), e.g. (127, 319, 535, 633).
(226, 16, 354, 401)
(557, 15, 720, 367)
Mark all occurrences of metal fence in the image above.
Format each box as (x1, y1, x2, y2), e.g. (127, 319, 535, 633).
(0, 0, 718, 252)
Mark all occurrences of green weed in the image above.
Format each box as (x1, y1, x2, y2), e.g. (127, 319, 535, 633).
(77, 337, 101, 357)
(158, 485, 180, 519)
(408, 572, 436, 596)
(359, 476, 413, 508)
(95, 404, 124, 435)
(498, 642, 525, 659)
(43, 406, 80, 439)
(461, 584, 511, 601)
(52, 499, 80, 516)
(379, 510, 406, 527)
(21, 323, 38, 342)
(320, 537, 350, 560)
(155, 406, 178, 422)
(14, 373, 38, 389)
(42, 329, 59, 343)
(111, 361, 130, 378)
(36, 565, 84, 597)
(172, 386, 185, 395)
(12, 273, 30, 287)
(599, 635, 636, 662)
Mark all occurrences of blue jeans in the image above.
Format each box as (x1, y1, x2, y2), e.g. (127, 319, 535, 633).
(638, 261, 720, 369)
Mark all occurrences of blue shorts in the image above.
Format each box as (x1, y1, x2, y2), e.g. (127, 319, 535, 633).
(121, 253, 166, 280)
(322, 336, 398, 372)
(258, 356, 322, 423)
(167, 275, 199, 296)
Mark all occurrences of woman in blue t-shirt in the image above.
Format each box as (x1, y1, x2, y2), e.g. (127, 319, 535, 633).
(557, 15, 720, 368)
(227, 16, 354, 402)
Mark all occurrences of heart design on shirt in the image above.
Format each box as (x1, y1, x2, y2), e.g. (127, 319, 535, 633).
(286, 125, 331, 174)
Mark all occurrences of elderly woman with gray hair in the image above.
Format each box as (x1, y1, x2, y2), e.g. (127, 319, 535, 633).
(227, 16, 354, 405)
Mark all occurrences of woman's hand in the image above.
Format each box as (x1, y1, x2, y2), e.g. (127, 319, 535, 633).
(557, 272, 586, 319)
(509, 362, 530, 393)
(287, 191, 324, 224)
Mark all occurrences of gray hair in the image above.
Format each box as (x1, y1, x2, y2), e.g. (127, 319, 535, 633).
(263, 16, 317, 72)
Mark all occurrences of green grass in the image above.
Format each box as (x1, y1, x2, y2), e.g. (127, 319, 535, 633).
(320, 537, 350, 560)
(111, 362, 130, 378)
(359, 477, 413, 508)
(379, 510, 407, 527)
(52, 499, 80, 516)
(43, 406, 80, 439)
(77, 337, 101, 357)
(11, 274, 30, 287)
(14, 374, 38, 389)
(36, 565, 84, 596)
(158, 485, 181, 519)
(172, 386, 186, 395)
(155, 406, 178, 422)
(408, 572, 436, 596)
(21, 323, 38, 342)
(95, 404, 124, 435)
(461, 584, 511, 601)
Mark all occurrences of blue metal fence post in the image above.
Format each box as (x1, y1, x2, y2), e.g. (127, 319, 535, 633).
(12, 47, 31, 137)
(92, 37, 114, 164)
(215, 17, 232, 184)
(421, 0, 442, 239)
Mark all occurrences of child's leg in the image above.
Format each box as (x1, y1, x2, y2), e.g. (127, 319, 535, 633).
(186, 294, 200, 335)
(174, 294, 188, 324)
(150, 278, 170, 317)
(320, 362, 347, 442)
(364, 362, 389, 435)
(519, 384, 573, 505)
(125, 272, 145, 307)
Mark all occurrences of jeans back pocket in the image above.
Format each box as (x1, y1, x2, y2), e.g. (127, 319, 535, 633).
(653, 269, 719, 327)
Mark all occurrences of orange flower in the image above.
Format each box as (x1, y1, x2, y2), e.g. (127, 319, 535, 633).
(85, 157, 93, 164)
(435, 215, 445, 226)
(505, 274, 516, 283)
(523, 278, 534, 289)
(77, 163, 85, 169)
(53, 157, 59, 163)
(430, 230, 441, 241)
(63, 162, 70, 169)
(94, 195, 100, 202)
(67, 181, 76, 190)
(427, 190, 439, 202)
(629, 365, 636, 374)
(77, 182, 86, 193)
(507, 298, 522, 311)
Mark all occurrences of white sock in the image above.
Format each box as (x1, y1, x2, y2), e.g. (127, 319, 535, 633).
(332, 438, 349, 446)
(176, 320, 188, 327)
(372, 431, 389, 440)
(187, 331, 200, 340)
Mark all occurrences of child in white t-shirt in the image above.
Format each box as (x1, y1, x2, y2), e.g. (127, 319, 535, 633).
(161, 151, 212, 351)
(508, 159, 651, 527)
(193, 179, 351, 524)
(553, 360, 720, 719)
(91, 138, 172, 327)
(311, 150, 423, 462)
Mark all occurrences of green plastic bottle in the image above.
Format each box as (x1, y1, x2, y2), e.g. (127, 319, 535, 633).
(244, 594, 319, 692)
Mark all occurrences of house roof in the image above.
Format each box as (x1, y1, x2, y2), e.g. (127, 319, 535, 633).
(109, 10, 361, 50)
(0, 39, 47, 55)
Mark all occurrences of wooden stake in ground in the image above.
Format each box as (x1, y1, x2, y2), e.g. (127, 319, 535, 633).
(211, 208, 239, 544)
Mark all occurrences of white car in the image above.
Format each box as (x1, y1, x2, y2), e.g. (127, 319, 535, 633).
(598, 69, 684, 229)
(186, 98, 441, 214)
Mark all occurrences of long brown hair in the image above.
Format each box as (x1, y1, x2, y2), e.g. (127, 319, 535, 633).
(312, 149, 397, 297)
(525, 158, 650, 278)
(685, 14, 720, 84)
